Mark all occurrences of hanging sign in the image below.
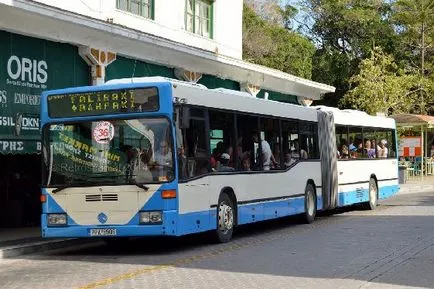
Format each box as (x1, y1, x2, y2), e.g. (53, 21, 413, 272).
(93, 121, 114, 144)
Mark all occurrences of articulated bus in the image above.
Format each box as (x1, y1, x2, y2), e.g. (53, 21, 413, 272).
(40, 77, 399, 242)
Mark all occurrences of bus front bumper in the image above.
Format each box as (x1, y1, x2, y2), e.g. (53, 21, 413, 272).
(41, 210, 179, 238)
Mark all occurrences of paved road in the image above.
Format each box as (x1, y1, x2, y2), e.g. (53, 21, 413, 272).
(1, 190, 434, 289)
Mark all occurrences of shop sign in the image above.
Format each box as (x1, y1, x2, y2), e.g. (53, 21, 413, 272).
(0, 31, 89, 154)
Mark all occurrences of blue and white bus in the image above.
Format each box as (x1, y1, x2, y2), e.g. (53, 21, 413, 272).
(40, 77, 399, 243)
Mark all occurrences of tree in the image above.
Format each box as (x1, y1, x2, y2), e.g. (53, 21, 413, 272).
(340, 47, 416, 115)
(242, 3, 315, 79)
(392, 0, 434, 114)
(299, 0, 399, 106)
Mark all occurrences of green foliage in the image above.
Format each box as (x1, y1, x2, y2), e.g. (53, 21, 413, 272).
(340, 47, 417, 115)
(242, 4, 315, 79)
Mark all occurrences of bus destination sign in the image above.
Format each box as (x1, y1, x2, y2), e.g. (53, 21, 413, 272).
(47, 87, 159, 118)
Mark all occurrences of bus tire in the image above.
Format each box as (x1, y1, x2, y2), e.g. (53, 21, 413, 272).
(303, 183, 317, 224)
(215, 193, 235, 243)
(365, 178, 378, 210)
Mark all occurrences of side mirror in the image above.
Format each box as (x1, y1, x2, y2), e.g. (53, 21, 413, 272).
(180, 106, 190, 129)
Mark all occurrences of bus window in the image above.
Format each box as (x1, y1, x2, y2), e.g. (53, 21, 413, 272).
(209, 110, 236, 172)
(236, 114, 258, 171)
(180, 108, 210, 180)
(348, 126, 363, 159)
(260, 118, 281, 169)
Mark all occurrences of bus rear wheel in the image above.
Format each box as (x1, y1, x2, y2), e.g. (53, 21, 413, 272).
(365, 178, 378, 210)
(215, 193, 235, 243)
(303, 183, 317, 224)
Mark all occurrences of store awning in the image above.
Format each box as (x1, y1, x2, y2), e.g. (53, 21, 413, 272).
(390, 114, 434, 128)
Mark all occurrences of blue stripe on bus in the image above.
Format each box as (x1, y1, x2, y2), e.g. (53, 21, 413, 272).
(237, 195, 306, 225)
(378, 184, 399, 199)
(337, 184, 399, 206)
(338, 189, 369, 207)
(177, 210, 214, 235)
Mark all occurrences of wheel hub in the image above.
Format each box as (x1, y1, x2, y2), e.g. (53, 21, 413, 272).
(218, 203, 233, 233)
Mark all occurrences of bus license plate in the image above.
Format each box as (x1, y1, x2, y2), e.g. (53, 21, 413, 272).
(89, 228, 117, 236)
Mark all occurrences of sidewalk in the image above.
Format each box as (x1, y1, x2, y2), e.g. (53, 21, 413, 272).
(398, 175, 434, 194)
(0, 227, 95, 259)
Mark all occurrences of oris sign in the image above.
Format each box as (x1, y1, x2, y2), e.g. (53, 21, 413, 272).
(6, 55, 48, 89)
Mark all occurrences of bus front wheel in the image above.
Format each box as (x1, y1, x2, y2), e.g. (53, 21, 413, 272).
(215, 193, 235, 243)
(303, 183, 317, 224)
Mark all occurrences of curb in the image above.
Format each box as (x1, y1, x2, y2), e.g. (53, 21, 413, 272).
(399, 184, 434, 194)
(0, 238, 97, 259)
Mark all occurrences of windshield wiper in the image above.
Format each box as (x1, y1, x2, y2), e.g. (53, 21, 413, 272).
(135, 183, 150, 191)
(51, 182, 89, 194)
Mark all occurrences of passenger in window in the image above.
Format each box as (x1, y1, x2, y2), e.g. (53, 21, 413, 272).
(378, 139, 388, 158)
(177, 146, 187, 179)
(349, 145, 358, 158)
(284, 152, 296, 168)
(291, 139, 308, 160)
(154, 140, 172, 166)
(241, 156, 251, 171)
(252, 132, 272, 170)
(272, 144, 281, 169)
(225, 145, 234, 167)
(364, 140, 376, 158)
(210, 144, 223, 171)
(340, 145, 349, 159)
(218, 153, 235, 172)
(135, 149, 153, 182)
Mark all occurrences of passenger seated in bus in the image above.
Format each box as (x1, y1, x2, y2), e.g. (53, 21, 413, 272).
(252, 132, 272, 170)
(284, 152, 296, 168)
(154, 140, 172, 167)
(218, 153, 235, 172)
(135, 150, 153, 182)
(225, 145, 234, 167)
(349, 145, 358, 158)
(241, 156, 251, 171)
(272, 144, 281, 169)
(340, 145, 349, 159)
(210, 141, 223, 170)
(378, 139, 388, 158)
(364, 140, 376, 158)
(291, 139, 308, 160)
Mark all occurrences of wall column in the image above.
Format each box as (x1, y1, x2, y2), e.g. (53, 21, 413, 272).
(174, 68, 202, 83)
(297, 96, 313, 106)
(241, 82, 261, 97)
(79, 46, 116, 85)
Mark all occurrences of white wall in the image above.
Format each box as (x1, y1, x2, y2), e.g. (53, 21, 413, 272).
(31, 0, 243, 59)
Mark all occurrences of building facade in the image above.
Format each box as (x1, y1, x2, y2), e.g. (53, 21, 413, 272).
(0, 0, 334, 227)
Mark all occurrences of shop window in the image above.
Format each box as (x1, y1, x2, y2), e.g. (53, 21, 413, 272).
(186, 0, 213, 38)
(117, 0, 154, 19)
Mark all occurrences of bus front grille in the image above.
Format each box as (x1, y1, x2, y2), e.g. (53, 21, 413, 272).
(85, 194, 118, 202)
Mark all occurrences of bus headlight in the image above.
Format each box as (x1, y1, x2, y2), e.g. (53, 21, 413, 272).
(47, 214, 67, 226)
(139, 211, 162, 224)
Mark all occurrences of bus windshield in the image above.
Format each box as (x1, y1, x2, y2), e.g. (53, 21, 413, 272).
(42, 117, 174, 187)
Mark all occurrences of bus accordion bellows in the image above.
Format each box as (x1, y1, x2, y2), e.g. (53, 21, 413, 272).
(40, 76, 399, 242)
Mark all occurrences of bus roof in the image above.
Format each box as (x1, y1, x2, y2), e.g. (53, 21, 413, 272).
(106, 77, 396, 129)
(106, 76, 319, 122)
(314, 106, 396, 129)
